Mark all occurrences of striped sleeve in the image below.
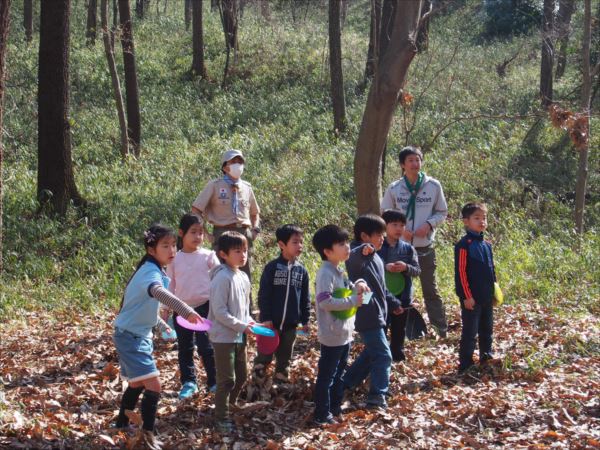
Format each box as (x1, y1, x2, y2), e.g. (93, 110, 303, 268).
(458, 248, 473, 299)
(150, 285, 195, 319)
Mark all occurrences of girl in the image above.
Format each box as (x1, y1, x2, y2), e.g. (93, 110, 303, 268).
(113, 224, 202, 449)
(166, 214, 219, 399)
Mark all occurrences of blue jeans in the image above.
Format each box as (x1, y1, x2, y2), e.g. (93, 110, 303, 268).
(342, 327, 392, 405)
(459, 301, 493, 370)
(314, 343, 350, 421)
(173, 303, 216, 387)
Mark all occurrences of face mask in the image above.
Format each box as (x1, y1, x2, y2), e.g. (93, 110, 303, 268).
(228, 163, 244, 178)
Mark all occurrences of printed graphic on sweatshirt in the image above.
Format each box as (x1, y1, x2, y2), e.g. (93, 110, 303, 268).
(273, 263, 303, 288)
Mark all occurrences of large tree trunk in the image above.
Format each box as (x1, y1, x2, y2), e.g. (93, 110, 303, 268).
(118, 0, 141, 156)
(101, 0, 129, 158)
(0, 0, 11, 272)
(191, 0, 207, 78)
(23, 0, 33, 42)
(220, 0, 239, 87)
(86, 0, 98, 46)
(329, 0, 346, 133)
(540, 0, 555, 107)
(555, 0, 576, 79)
(354, 1, 425, 214)
(38, 0, 84, 215)
(185, 0, 192, 30)
(575, 0, 592, 233)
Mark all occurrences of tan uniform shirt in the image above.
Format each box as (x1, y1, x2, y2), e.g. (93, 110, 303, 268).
(193, 178, 260, 227)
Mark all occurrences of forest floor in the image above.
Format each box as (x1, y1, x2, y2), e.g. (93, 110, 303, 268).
(1, 302, 598, 449)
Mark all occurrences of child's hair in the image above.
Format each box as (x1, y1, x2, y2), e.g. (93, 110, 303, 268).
(381, 209, 407, 225)
(177, 213, 204, 249)
(276, 224, 303, 245)
(353, 214, 386, 242)
(461, 202, 488, 219)
(312, 225, 349, 260)
(217, 231, 248, 254)
(398, 145, 424, 165)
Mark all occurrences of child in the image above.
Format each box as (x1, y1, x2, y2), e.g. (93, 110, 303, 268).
(166, 214, 219, 399)
(378, 209, 421, 362)
(113, 224, 202, 448)
(455, 202, 497, 373)
(343, 214, 402, 409)
(312, 225, 367, 425)
(254, 224, 310, 382)
(208, 231, 255, 432)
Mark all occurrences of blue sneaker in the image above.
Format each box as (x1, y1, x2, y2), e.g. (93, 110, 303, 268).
(179, 382, 199, 399)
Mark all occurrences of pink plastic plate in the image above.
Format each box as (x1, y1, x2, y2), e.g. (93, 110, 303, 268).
(176, 315, 212, 332)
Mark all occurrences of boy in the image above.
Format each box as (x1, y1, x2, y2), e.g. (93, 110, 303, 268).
(254, 224, 310, 382)
(312, 225, 368, 425)
(208, 231, 256, 432)
(343, 214, 402, 409)
(378, 209, 421, 362)
(454, 202, 496, 373)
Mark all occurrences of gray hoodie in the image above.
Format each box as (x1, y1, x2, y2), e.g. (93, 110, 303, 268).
(381, 173, 448, 248)
(208, 264, 252, 344)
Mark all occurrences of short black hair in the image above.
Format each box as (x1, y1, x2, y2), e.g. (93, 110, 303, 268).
(276, 224, 303, 245)
(398, 146, 424, 165)
(381, 209, 407, 225)
(353, 214, 386, 242)
(218, 231, 248, 254)
(312, 225, 349, 260)
(461, 202, 488, 219)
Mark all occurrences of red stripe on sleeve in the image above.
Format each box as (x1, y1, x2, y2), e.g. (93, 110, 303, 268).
(459, 248, 473, 299)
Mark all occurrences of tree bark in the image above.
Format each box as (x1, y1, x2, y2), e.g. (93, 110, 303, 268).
(540, 0, 555, 107)
(259, 0, 270, 20)
(354, 1, 425, 214)
(0, 0, 11, 272)
(554, 0, 576, 79)
(329, 0, 346, 132)
(416, 0, 430, 52)
(118, 0, 141, 156)
(363, 0, 382, 87)
(185, 0, 192, 31)
(38, 0, 84, 215)
(86, 0, 98, 46)
(23, 0, 33, 42)
(220, 0, 239, 87)
(101, 0, 129, 158)
(575, 0, 591, 233)
(191, 0, 207, 78)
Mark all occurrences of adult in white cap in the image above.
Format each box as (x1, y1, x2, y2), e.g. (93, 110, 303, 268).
(192, 149, 260, 281)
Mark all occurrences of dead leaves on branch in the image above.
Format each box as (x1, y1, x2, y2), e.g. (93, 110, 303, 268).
(548, 103, 590, 150)
(0, 302, 599, 449)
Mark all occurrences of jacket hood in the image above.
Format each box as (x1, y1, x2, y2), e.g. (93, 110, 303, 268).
(209, 264, 229, 280)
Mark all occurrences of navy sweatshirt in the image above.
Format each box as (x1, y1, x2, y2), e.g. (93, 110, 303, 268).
(454, 230, 496, 305)
(346, 242, 402, 332)
(257, 255, 310, 330)
(377, 239, 421, 308)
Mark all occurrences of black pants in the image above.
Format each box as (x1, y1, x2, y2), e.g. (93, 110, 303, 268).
(459, 301, 493, 370)
(388, 310, 408, 361)
(173, 303, 217, 387)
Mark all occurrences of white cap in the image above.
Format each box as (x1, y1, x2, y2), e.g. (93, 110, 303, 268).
(221, 149, 245, 165)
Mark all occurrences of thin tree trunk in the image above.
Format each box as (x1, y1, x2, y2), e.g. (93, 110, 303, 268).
(185, 0, 191, 30)
(220, 0, 238, 87)
(362, 0, 381, 88)
(329, 0, 346, 133)
(112, 0, 118, 30)
(416, 0, 430, 52)
(86, 0, 98, 46)
(0, 0, 11, 273)
(540, 0, 555, 107)
(101, 0, 129, 158)
(191, 0, 207, 78)
(38, 0, 84, 215)
(136, 0, 144, 19)
(118, 0, 141, 156)
(555, 0, 576, 79)
(23, 0, 32, 42)
(259, 0, 270, 20)
(354, 1, 425, 214)
(575, 0, 591, 233)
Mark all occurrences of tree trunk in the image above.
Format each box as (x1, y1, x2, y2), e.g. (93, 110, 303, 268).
(86, 0, 98, 46)
(555, 0, 576, 79)
(38, 0, 84, 215)
(575, 0, 591, 233)
(540, 0, 555, 107)
(220, 0, 238, 87)
(362, 0, 382, 87)
(112, 0, 118, 29)
(191, 0, 207, 78)
(136, 0, 144, 19)
(379, 0, 395, 58)
(101, 0, 129, 158)
(118, 0, 141, 156)
(0, 0, 11, 272)
(185, 0, 192, 30)
(416, 0, 430, 52)
(23, 0, 33, 42)
(340, 0, 349, 27)
(329, 0, 346, 133)
(354, 1, 425, 214)
(259, 0, 270, 20)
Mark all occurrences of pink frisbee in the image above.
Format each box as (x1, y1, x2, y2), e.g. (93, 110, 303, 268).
(176, 315, 212, 332)
(256, 330, 280, 355)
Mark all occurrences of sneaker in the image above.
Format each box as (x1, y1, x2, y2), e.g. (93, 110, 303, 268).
(216, 419, 235, 433)
(133, 430, 163, 450)
(178, 381, 199, 400)
(208, 384, 217, 393)
(366, 394, 388, 410)
(314, 415, 336, 426)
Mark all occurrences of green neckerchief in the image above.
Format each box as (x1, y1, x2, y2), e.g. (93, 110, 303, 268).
(403, 171, 424, 222)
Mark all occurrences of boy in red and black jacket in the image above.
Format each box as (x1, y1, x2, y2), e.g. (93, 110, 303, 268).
(454, 202, 496, 373)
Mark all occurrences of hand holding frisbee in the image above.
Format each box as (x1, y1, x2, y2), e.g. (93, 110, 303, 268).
(176, 315, 212, 332)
